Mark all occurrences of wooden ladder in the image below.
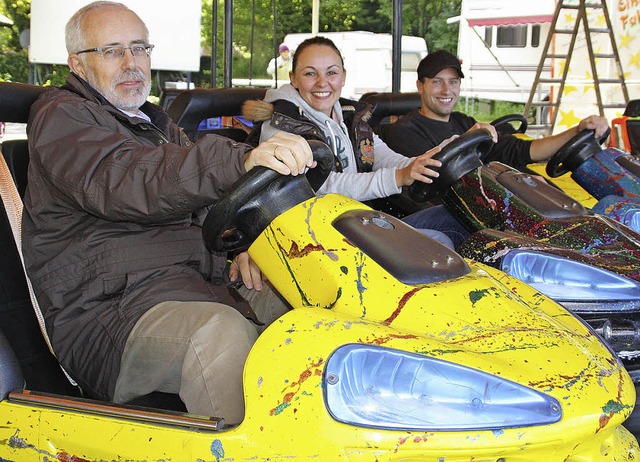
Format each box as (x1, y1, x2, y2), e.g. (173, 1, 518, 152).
(524, 0, 629, 135)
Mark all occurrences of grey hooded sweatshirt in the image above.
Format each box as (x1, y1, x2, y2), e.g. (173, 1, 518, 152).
(259, 84, 413, 202)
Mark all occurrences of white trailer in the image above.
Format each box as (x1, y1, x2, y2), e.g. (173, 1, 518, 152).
(456, 0, 640, 132)
(455, 0, 556, 104)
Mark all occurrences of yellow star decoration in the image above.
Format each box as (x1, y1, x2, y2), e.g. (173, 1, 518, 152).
(619, 32, 634, 49)
(563, 12, 576, 25)
(583, 84, 594, 95)
(558, 109, 582, 130)
(563, 85, 579, 95)
(629, 51, 640, 70)
(593, 13, 606, 27)
(555, 60, 567, 76)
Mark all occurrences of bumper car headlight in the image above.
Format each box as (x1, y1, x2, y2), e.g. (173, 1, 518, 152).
(324, 344, 561, 431)
(501, 250, 640, 302)
(624, 208, 640, 232)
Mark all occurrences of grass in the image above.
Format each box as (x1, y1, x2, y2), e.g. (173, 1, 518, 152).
(455, 98, 526, 123)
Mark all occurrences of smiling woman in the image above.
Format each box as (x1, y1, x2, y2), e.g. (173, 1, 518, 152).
(288, 38, 346, 118)
(241, 36, 476, 248)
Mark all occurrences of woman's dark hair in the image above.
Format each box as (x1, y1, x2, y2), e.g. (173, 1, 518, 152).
(291, 36, 345, 72)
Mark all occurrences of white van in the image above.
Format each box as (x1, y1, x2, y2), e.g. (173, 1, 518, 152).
(283, 31, 428, 100)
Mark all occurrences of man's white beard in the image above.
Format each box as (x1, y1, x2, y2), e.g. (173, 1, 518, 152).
(86, 71, 151, 111)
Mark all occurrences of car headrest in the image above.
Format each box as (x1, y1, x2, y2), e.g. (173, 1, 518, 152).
(359, 92, 421, 128)
(0, 82, 49, 124)
(166, 87, 268, 138)
(624, 99, 640, 118)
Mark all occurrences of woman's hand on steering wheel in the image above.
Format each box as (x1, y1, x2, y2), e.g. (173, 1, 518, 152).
(396, 145, 442, 187)
(244, 131, 316, 176)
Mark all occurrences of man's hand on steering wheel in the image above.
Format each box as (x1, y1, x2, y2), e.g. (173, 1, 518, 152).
(468, 122, 498, 143)
(244, 131, 316, 176)
(230, 251, 266, 291)
(577, 115, 609, 139)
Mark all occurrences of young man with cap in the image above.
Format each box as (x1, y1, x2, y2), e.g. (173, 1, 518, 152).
(267, 43, 292, 84)
(382, 49, 609, 171)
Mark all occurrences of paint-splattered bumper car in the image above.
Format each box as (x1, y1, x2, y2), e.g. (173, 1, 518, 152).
(0, 140, 637, 460)
(544, 128, 640, 233)
(411, 130, 640, 388)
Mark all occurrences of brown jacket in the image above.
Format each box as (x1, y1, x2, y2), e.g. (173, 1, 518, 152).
(23, 73, 253, 400)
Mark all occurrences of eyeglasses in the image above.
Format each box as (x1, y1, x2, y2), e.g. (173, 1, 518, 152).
(76, 44, 155, 60)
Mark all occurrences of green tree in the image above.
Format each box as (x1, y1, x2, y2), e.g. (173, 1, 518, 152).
(1, 0, 463, 87)
(0, 0, 69, 85)
(402, 0, 461, 53)
(1, 0, 28, 50)
(0, 0, 30, 82)
(200, 0, 462, 83)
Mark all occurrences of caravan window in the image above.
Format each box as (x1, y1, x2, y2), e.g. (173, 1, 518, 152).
(531, 25, 541, 47)
(484, 27, 492, 47)
(496, 25, 527, 48)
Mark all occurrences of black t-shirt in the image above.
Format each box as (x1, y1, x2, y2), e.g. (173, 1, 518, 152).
(381, 110, 533, 170)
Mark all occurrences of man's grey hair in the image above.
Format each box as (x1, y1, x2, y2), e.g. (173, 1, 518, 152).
(65, 1, 150, 55)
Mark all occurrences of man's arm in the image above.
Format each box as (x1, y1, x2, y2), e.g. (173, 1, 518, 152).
(28, 94, 312, 224)
(529, 115, 609, 162)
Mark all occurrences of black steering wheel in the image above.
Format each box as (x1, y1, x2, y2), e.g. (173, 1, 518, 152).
(202, 140, 334, 253)
(545, 128, 610, 178)
(491, 113, 528, 135)
(408, 128, 495, 203)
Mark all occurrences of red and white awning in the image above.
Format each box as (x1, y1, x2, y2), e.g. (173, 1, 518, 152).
(467, 15, 553, 27)
(461, 0, 556, 28)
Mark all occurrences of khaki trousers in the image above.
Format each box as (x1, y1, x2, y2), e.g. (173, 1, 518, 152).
(113, 284, 288, 425)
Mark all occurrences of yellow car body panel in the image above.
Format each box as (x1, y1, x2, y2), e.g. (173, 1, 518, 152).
(527, 161, 598, 208)
(0, 193, 637, 461)
(511, 132, 597, 208)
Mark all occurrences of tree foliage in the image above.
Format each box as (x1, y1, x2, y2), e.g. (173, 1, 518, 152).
(198, 0, 460, 85)
(1, 0, 29, 50)
(0, 0, 68, 84)
(1, 0, 461, 87)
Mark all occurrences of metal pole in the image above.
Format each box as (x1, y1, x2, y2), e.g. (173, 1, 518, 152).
(391, 0, 402, 93)
(312, 0, 319, 35)
(272, 0, 278, 88)
(210, 0, 217, 88)
(249, 0, 256, 83)
(224, 0, 233, 87)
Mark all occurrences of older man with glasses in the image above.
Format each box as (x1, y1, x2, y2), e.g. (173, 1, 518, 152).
(23, 1, 314, 424)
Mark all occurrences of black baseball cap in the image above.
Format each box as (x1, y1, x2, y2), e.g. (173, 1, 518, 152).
(417, 50, 464, 80)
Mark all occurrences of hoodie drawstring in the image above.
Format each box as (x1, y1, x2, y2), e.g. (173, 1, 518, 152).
(324, 119, 339, 159)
